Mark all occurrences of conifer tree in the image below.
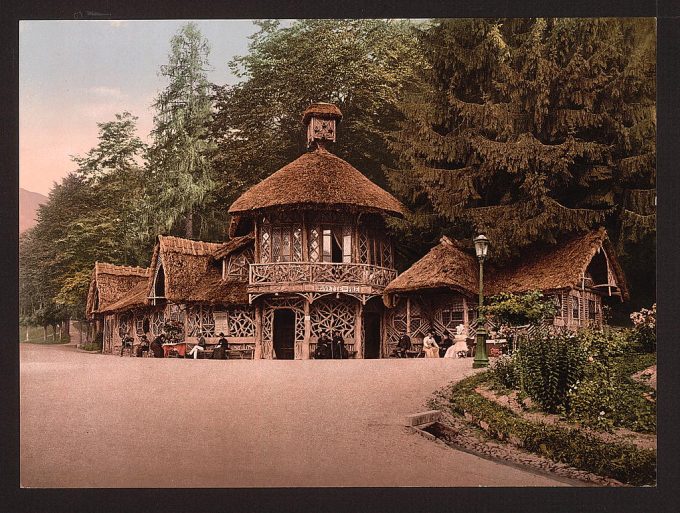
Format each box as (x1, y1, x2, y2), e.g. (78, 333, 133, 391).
(144, 22, 215, 239)
(388, 18, 656, 265)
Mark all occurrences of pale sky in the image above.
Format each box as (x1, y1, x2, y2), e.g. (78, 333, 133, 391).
(19, 19, 270, 195)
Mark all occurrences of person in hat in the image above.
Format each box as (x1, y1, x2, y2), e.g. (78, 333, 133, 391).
(314, 330, 331, 359)
(212, 333, 229, 360)
(188, 335, 207, 359)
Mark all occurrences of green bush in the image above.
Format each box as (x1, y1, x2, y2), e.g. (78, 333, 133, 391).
(481, 290, 557, 327)
(81, 342, 101, 351)
(629, 304, 656, 353)
(515, 329, 588, 413)
(490, 355, 518, 390)
(446, 372, 656, 485)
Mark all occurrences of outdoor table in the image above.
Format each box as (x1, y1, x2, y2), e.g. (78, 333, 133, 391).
(162, 342, 187, 357)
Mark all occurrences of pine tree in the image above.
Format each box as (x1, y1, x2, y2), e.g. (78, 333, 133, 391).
(144, 22, 215, 239)
(388, 18, 656, 264)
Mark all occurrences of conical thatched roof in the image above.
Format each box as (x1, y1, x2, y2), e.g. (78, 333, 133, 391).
(86, 263, 151, 319)
(487, 227, 629, 300)
(147, 235, 249, 305)
(228, 147, 406, 217)
(383, 236, 479, 306)
(383, 228, 629, 305)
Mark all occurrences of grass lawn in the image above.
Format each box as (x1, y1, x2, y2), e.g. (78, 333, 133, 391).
(19, 325, 70, 345)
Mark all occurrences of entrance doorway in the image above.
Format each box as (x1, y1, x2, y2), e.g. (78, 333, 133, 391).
(273, 309, 296, 360)
(363, 312, 381, 359)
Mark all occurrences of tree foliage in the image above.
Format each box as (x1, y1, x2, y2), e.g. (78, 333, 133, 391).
(210, 19, 422, 226)
(143, 22, 215, 239)
(388, 18, 656, 264)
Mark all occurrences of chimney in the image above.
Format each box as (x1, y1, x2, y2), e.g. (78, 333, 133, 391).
(302, 102, 343, 149)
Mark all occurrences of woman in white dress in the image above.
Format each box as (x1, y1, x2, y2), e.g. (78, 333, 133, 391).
(422, 331, 440, 358)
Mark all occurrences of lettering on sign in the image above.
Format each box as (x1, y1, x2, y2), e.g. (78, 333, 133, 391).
(317, 284, 361, 293)
(214, 312, 228, 334)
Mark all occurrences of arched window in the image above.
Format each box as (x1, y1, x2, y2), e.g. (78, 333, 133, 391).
(153, 265, 166, 299)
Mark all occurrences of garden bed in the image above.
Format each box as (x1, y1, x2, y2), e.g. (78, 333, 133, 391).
(433, 371, 656, 486)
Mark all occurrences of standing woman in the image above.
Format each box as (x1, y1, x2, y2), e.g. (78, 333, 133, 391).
(422, 330, 440, 358)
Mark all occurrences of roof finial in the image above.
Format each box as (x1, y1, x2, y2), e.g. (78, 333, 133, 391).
(302, 102, 343, 150)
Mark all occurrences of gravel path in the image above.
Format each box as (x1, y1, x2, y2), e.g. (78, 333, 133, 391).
(21, 343, 571, 487)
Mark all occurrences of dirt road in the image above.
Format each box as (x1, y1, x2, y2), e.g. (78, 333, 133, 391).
(20, 343, 572, 487)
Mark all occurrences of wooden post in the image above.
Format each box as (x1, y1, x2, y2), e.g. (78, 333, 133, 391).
(303, 299, 311, 359)
(301, 212, 309, 261)
(354, 300, 363, 358)
(406, 296, 411, 336)
(254, 302, 262, 359)
(463, 296, 468, 330)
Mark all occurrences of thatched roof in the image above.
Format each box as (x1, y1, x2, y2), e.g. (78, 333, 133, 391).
(384, 228, 629, 305)
(147, 235, 249, 305)
(101, 281, 150, 314)
(383, 236, 479, 305)
(212, 233, 254, 261)
(302, 103, 343, 124)
(228, 147, 406, 217)
(86, 263, 151, 318)
(487, 227, 629, 300)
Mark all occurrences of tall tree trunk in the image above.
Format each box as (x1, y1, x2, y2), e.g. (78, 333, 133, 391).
(25, 325, 29, 341)
(43, 325, 47, 341)
(185, 210, 193, 239)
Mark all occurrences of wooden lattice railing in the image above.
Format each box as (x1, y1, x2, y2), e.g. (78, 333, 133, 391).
(249, 262, 397, 289)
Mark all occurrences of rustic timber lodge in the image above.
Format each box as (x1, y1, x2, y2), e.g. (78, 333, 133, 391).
(86, 103, 628, 359)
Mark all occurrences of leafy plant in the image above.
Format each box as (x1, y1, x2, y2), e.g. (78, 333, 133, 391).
(629, 303, 656, 353)
(481, 290, 557, 328)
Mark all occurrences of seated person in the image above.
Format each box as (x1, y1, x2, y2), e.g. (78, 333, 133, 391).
(120, 333, 134, 356)
(439, 331, 453, 358)
(136, 334, 150, 357)
(187, 336, 207, 359)
(395, 334, 412, 358)
(423, 330, 440, 358)
(331, 332, 349, 359)
(212, 336, 228, 360)
(314, 331, 332, 359)
(150, 334, 165, 358)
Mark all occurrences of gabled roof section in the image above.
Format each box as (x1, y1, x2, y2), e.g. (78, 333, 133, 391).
(228, 147, 406, 217)
(146, 235, 249, 305)
(86, 263, 151, 318)
(487, 227, 629, 300)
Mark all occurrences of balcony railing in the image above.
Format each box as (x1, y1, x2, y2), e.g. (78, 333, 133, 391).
(249, 262, 397, 290)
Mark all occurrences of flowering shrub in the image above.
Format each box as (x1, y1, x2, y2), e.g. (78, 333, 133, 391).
(491, 355, 518, 389)
(630, 304, 656, 353)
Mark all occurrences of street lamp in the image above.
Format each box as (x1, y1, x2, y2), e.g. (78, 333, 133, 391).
(473, 234, 490, 368)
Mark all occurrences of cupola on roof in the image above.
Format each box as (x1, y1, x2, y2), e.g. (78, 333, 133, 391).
(228, 103, 406, 217)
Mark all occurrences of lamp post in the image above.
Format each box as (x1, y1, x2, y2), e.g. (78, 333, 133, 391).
(473, 234, 490, 368)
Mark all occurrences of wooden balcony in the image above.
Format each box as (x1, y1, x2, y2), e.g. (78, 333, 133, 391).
(248, 262, 398, 297)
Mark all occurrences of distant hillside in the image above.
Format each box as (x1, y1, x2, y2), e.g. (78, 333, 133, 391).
(20, 188, 47, 233)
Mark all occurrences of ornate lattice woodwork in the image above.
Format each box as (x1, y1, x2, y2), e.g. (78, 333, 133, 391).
(118, 314, 131, 338)
(260, 220, 271, 263)
(150, 310, 165, 336)
(249, 262, 396, 288)
(227, 248, 254, 279)
(228, 308, 256, 338)
(261, 297, 305, 359)
(187, 305, 215, 337)
(309, 227, 320, 262)
(358, 229, 369, 264)
(310, 297, 356, 340)
(293, 225, 303, 262)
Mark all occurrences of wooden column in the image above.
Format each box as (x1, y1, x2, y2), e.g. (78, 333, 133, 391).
(462, 296, 468, 330)
(254, 302, 263, 359)
(301, 212, 309, 261)
(354, 300, 363, 358)
(254, 218, 260, 263)
(303, 298, 311, 359)
(406, 296, 411, 336)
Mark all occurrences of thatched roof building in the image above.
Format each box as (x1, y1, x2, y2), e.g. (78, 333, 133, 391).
(383, 236, 479, 306)
(86, 263, 151, 319)
(487, 227, 629, 300)
(147, 235, 250, 305)
(384, 228, 628, 305)
(228, 147, 406, 218)
(211, 233, 254, 262)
